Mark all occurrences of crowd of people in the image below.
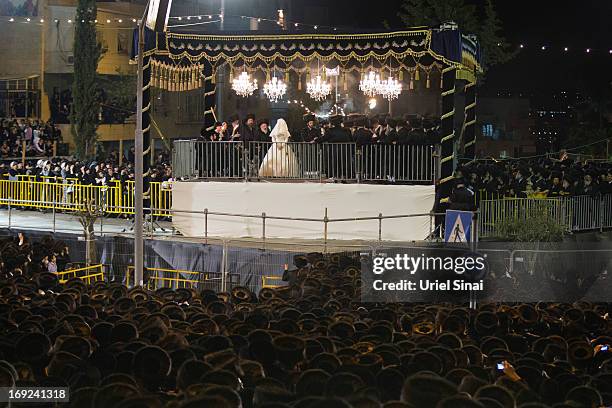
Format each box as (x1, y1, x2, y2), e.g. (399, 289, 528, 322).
(0, 148, 172, 187)
(0, 233, 611, 407)
(455, 157, 612, 200)
(199, 113, 441, 146)
(0, 118, 62, 159)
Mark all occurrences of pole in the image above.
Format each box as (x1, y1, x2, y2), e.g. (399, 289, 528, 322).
(134, 20, 145, 287)
(220, 0, 225, 30)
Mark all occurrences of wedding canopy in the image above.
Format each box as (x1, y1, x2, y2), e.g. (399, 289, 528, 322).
(134, 26, 481, 187)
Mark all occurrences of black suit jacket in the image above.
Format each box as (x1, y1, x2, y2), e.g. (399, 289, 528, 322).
(353, 128, 373, 146)
(318, 126, 352, 143)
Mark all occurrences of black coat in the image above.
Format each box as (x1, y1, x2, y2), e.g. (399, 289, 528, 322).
(256, 129, 271, 142)
(318, 126, 352, 143)
(353, 128, 373, 146)
(241, 125, 258, 142)
(396, 127, 411, 145)
(380, 129, 398, 144)
(450, 186, 476, 211)
(298, 126, 320, 143)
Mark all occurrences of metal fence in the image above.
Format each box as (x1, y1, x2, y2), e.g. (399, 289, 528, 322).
(175, 139, 438, 183)
(479, 194, 612, 237)
(0, 175, 172, 217)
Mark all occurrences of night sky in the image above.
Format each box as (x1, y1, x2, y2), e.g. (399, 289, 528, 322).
(342, 0, 612, 96)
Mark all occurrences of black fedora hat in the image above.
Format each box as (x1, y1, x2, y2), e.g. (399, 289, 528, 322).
(53, 335, 92, 360)
(92, 383, 140, 408)
(401, 373, 457, 407)
(133, 345, 171, 387)
(113, 297, 136, 315)
(15, 332, 51, 365)
(273, 335, 305, 368)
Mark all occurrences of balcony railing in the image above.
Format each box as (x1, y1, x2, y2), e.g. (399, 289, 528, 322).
(173, 140, 439, 183)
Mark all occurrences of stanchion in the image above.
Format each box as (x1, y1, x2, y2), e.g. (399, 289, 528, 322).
(52, 194, 56, 233)
(262, 212, 266, 251)
(323, 207, 328, 254)
(469, 212, 478, 309)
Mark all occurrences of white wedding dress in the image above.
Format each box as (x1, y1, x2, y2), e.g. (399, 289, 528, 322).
(258, 119, 300, 178)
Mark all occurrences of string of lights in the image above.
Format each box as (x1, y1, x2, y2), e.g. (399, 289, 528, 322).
(2, 14, 611, 54)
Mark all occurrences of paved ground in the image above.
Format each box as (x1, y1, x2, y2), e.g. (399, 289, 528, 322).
(0, 208, 173, 236)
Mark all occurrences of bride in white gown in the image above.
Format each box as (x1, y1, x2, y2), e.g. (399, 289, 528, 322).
(258, 119, 300, 178)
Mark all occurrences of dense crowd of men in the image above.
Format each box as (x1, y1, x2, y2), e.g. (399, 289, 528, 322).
(0, 149, 172, 192)
(199, 113, 441, 146)
(0, 232, 611, 407)
(456, 157, 612, 199)
(0, 118, 62, 159)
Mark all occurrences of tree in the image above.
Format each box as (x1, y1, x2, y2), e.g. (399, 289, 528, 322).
(399, 0, 515, 73)
(71, 0, 102, 160)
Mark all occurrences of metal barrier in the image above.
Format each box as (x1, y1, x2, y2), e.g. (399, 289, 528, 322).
(0, 177, 172, 217)
(126, 266, 223, 291)
(174, 139, 437, 183)
(479, 195, 612, 237)
(360, 144, 436, 182)
(261, 275, 284, 288)
(55, 264, 104, 284)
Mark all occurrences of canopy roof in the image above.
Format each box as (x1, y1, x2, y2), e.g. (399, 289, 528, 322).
(140, 27, 480, 82)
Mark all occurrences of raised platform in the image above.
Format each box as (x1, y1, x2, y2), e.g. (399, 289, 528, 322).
(171, 181, 436, 242)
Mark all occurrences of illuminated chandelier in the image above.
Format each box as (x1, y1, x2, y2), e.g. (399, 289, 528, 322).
(306, 62, 331, 101)
(263, 75, 287, 103)
(359, 70, 382, 97)
(306, 74, 331, 101)
(232, 70, 258, 97)
(377, 75, 402, 100)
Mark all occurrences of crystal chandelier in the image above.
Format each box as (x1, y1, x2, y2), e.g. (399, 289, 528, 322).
(263, 75, 287, 103)
(232, 71, 258, 97)
(306, 74, 331, 101)
(378, 75, 402, 100)
(359, 70, 382, 97)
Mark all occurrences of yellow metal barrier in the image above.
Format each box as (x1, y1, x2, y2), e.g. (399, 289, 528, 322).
(55, 264, 104, 285)
(0, 178, 172, 217)
(262, 275, 284, 289)
(126, 266, 205, 290)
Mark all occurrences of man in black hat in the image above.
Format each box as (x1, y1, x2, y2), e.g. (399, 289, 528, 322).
(227, 114, 241, 140)
(380, 118, 398, 144)
(317, 115, 352, 179)
(317, 115, 351, 143)
(241, 114, 257, 143)
(298, 114, 319, 143)
(256, 119, 271, 142)
(395, 118, 411, 145)
(352, 116, 373, 146)
(449, 177, 476, 211)
(226, 114, 243, 176)
(369, 116, 384, 143)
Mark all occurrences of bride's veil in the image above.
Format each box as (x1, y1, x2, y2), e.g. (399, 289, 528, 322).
(270, 119, 291, 143)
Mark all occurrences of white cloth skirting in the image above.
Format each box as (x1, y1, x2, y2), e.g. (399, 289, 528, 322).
(258, 143, 300, 178)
